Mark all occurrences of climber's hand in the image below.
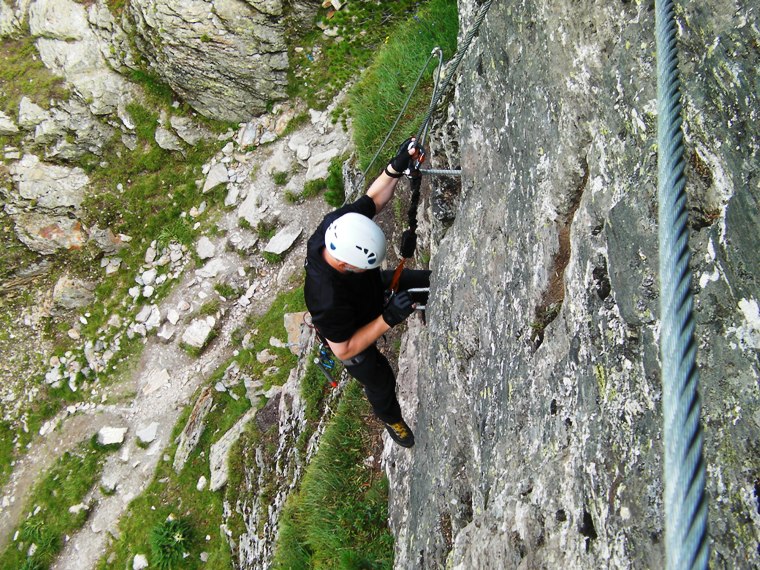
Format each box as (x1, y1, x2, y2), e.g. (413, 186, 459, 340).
(388, 137, 425, 176)
(383, 291, 415, 327)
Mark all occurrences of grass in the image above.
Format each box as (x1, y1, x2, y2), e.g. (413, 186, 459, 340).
(234, 284, 306, 389)
(97, 379, 250, 570)
(286, 1, 429, 110)
(348, 0, 459, 174)
(0, 35, 69, 116)
(271, 381, 393, 569)
(0, 439, 116, 569)
(283, 154, 346, 206)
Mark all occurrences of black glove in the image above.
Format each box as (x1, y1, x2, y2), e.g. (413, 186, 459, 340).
(386, 137, 424, 177)
(382, 291, 415, 327)
(400, 229, 417, 258)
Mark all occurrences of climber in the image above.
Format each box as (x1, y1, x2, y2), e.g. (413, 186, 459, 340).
(304, 138, 430, 448)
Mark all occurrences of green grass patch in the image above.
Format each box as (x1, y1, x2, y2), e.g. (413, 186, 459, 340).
(0, 35, 69, 116)
(97, 377, 250, 570)
(272, 170, 290, 186)
(198, 299, 220, 317)
(236, 283, 306, 389)
(272, 381, 393, 569)
(286, 1, 428, 110)
(0, 440, 115, 569)
(349, 0, 459, 173)
(213, 283, 239, 299)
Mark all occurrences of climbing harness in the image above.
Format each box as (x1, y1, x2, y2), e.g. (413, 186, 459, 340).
(302, 313, 339, 388)
(655, 0, 709, 568)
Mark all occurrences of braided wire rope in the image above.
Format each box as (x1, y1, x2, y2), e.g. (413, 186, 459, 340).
(655, 1, 709, 568)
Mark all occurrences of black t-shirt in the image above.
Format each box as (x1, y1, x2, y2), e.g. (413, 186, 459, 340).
(304, 195, 385, 343)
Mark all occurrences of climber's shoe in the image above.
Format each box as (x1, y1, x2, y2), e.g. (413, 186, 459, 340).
(384, 419, 415, 448)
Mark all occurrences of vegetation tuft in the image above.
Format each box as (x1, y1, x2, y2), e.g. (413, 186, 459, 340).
(0, 440, 115, 569)
(349, 0, 459, 174)
(272, 381, 393, 569)
(150, 518, 193, 569)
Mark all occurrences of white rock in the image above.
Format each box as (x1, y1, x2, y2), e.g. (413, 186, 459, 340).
(196, 258, 228, 279)
(67, 328, 81, 340)
(133, 554, 149, 570)
(68, 503, 88, 514)
(197, 476, 208, 491)
(18, 97, 49, 129)
(97, 426, 127, 446)
(128, 286, 140, 298)
(264, 224, 302, 255)
(107, 314, 121, 328)
(142, 285, 155, 298)
(182, 318, 216, 349)
(136, 422, 159, 445)
(135, 305, 152, 323)
(142, 368, 171, 395)
(141, 268, 157, 285)
(167, 309, 180, 325)
(214, 382, 227, 392)
(157, 324, 175, 342)
(0, 110, 19, 134)
(256, 349, 277, 364)
(196, 237, 216, 260)
(145, 306, 162, 330)
(202, 162, 228, 193)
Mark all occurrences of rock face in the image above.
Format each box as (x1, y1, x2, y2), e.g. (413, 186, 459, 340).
(127, 0, 293, 122)
(389, 1, 760, 569)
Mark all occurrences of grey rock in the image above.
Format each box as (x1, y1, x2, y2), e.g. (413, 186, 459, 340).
(386, 2, 760, 569)
(97, 426, 127, 446)
(203, 162, 229, 193)
(209, 407, 258, 491)
(182, 317, 216, 349)
(155, 126, 184, 151)
(128, 0, 294, 122)
(0, 110, 19, 134)
(196, 236, 216, 260)
(174, 387, 214, 472)
(263, 223, 302, 255)
(53, 275, 95, 309)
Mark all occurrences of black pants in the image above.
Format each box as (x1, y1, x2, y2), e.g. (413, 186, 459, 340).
(345, 269, 431, 423)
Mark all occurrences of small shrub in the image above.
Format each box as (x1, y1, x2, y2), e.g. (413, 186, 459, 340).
(150, 518, 192, 569)
(214, 283, 238, 299)
(263, 252, 284, 264)
(199, 299, 220, 317)
(238, 217, 253, 230)
(272, 171, 290, 186)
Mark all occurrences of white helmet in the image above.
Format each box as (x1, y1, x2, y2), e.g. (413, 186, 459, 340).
(324, 212, 386, 269)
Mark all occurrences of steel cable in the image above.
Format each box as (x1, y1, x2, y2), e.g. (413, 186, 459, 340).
(655, 1, 710, 568)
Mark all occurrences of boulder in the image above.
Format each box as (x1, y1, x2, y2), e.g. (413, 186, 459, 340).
(97, 426, 127, 446)
(9, 154, 88, 211)
(182, 317, 216, 349)
(173, 387, 214, 472)
(263, 223, 302, 255)
(208, 407, 258, 490)
(196, 236, 216, 260)
(0, 110, 18, 134)
(52, 275, 95, 309)
(128, 0, 295, 121)
(202, 162, 229, 193)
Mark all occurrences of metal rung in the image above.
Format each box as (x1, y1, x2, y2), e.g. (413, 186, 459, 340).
(406, 287, 430, 293)
(419, 169, 461, 177)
